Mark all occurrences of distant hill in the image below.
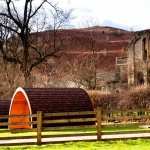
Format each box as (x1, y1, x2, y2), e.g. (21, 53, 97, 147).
(35, 26, 132, 73)
(37, 26, 131, 54)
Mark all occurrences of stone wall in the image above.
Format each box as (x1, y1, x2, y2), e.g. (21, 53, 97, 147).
(128, 31, 150, 86)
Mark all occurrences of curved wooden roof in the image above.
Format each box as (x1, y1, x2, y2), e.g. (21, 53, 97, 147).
(0, 100, 10, 115)
(19, 88, 93, 114)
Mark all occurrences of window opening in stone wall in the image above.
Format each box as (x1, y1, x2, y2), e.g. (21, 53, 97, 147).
(137, 72, 144, 85)
(142, 38, 147, 61)
(147, 69, 150, 84)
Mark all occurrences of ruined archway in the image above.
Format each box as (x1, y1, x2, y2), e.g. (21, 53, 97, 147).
(137, 72, 144, 85)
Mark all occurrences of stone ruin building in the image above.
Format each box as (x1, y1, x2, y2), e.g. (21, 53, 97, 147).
(127, 30, 150, 86)
(116, 29, 150, 88)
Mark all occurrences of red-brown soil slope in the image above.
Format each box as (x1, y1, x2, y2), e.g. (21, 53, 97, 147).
(35, 26, 132, 72)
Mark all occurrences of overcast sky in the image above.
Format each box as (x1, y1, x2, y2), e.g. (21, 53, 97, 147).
(58, 0, 150, 31)
(1, 0, 149, 31)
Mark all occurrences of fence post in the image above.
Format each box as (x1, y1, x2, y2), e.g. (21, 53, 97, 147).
(96, 107, 102, 140)
(37, 111, 42, 145)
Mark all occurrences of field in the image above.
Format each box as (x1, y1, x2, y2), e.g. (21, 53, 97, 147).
(0, 139, 150, 150)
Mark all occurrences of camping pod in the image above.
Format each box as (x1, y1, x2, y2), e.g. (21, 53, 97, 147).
(0, 100, 10, 127)
(9, 87, 94, 129)
(0, 100, 10, 115)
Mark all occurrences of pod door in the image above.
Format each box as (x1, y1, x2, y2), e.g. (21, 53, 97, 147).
(9, 91, 31, 129)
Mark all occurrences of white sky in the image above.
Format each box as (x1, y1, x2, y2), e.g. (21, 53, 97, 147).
(58, 0, 150, 31)
(1, 0, 150, 31)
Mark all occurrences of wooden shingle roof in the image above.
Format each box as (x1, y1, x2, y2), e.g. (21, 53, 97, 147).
(24, 88, 93, 114)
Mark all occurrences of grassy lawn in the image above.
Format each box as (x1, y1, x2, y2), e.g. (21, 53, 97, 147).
(0, 139, 150, 150)
(0, 124, 150, 138)
(102, 124, 150, 132)
(0, 125, 150, 149)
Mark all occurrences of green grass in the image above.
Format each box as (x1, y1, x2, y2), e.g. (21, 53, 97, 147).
(0, 125, 150, 149)
(0, 126, 95, 138)
(102, 124, 150, 132)
(1, 139, 150, 150)
(0, 124, 150, 138)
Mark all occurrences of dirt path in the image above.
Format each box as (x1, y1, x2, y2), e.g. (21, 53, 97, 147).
(0, 133, 150, 145)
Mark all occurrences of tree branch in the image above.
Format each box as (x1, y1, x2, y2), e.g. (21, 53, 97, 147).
(5, 0, 22, 28)
(29, 0, 47, 19)
(30, 44, 42, 58)
(11, 0, 21, 23)
(27, 0, 32, 24)
(29, 50, 58, 72)
(0, 46, 21, 64)
(0, 23, 19, 34)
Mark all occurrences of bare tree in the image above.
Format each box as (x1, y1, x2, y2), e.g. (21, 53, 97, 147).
(68, 54, 97, 89)
(0, 60, 23, 99)
(40, 29, 99, 90)
(65, 30, 98, 90)
(90, 31, 97, 89)
(0, 0, 71, 87)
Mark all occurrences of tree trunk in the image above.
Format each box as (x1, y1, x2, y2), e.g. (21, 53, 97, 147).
(24, 72, 32, 88)
(21, 33, 31, 87)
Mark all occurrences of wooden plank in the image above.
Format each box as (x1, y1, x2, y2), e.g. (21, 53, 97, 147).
(102, 130, 150, 135)
(0, 142, 37, 146)
(104, 109, 150, 114)
(44, 111, 95, 117)
(42, 133, 96, 138)
(37, 111, 42, 145)
(102, 122, 146, 126)
(0, 121, 37, 126)
(9, 128, 37, 133)
(112, 109, 147, 113)
(0, 129, 9, 133)
(43, 118, 96, 124)
(0, 114, 36, 119)
(103, 115, 150, 121)
(96, 107, 102, 140)
(43, 125, 96, 131)
(0, 135, 37, 140)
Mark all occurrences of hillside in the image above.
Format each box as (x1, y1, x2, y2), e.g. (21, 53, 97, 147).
(37, 26, 131, 53)
(0, 26, 132, 98)
(30, 26, 133, 90)
(35, 26, 132, 72)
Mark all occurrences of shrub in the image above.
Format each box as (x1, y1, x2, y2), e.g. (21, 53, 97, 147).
(88, 90, 120, 111)
(88, 86, 150, 111)
(119, 86, 150, 110)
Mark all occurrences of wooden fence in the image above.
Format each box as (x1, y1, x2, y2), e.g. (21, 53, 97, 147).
(36, 110, 97, 145)
(0, 109, 97, 145)
(0, 108, 150, 145)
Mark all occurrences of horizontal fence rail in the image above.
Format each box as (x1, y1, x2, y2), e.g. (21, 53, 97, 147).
(0, 108, 150, 145)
